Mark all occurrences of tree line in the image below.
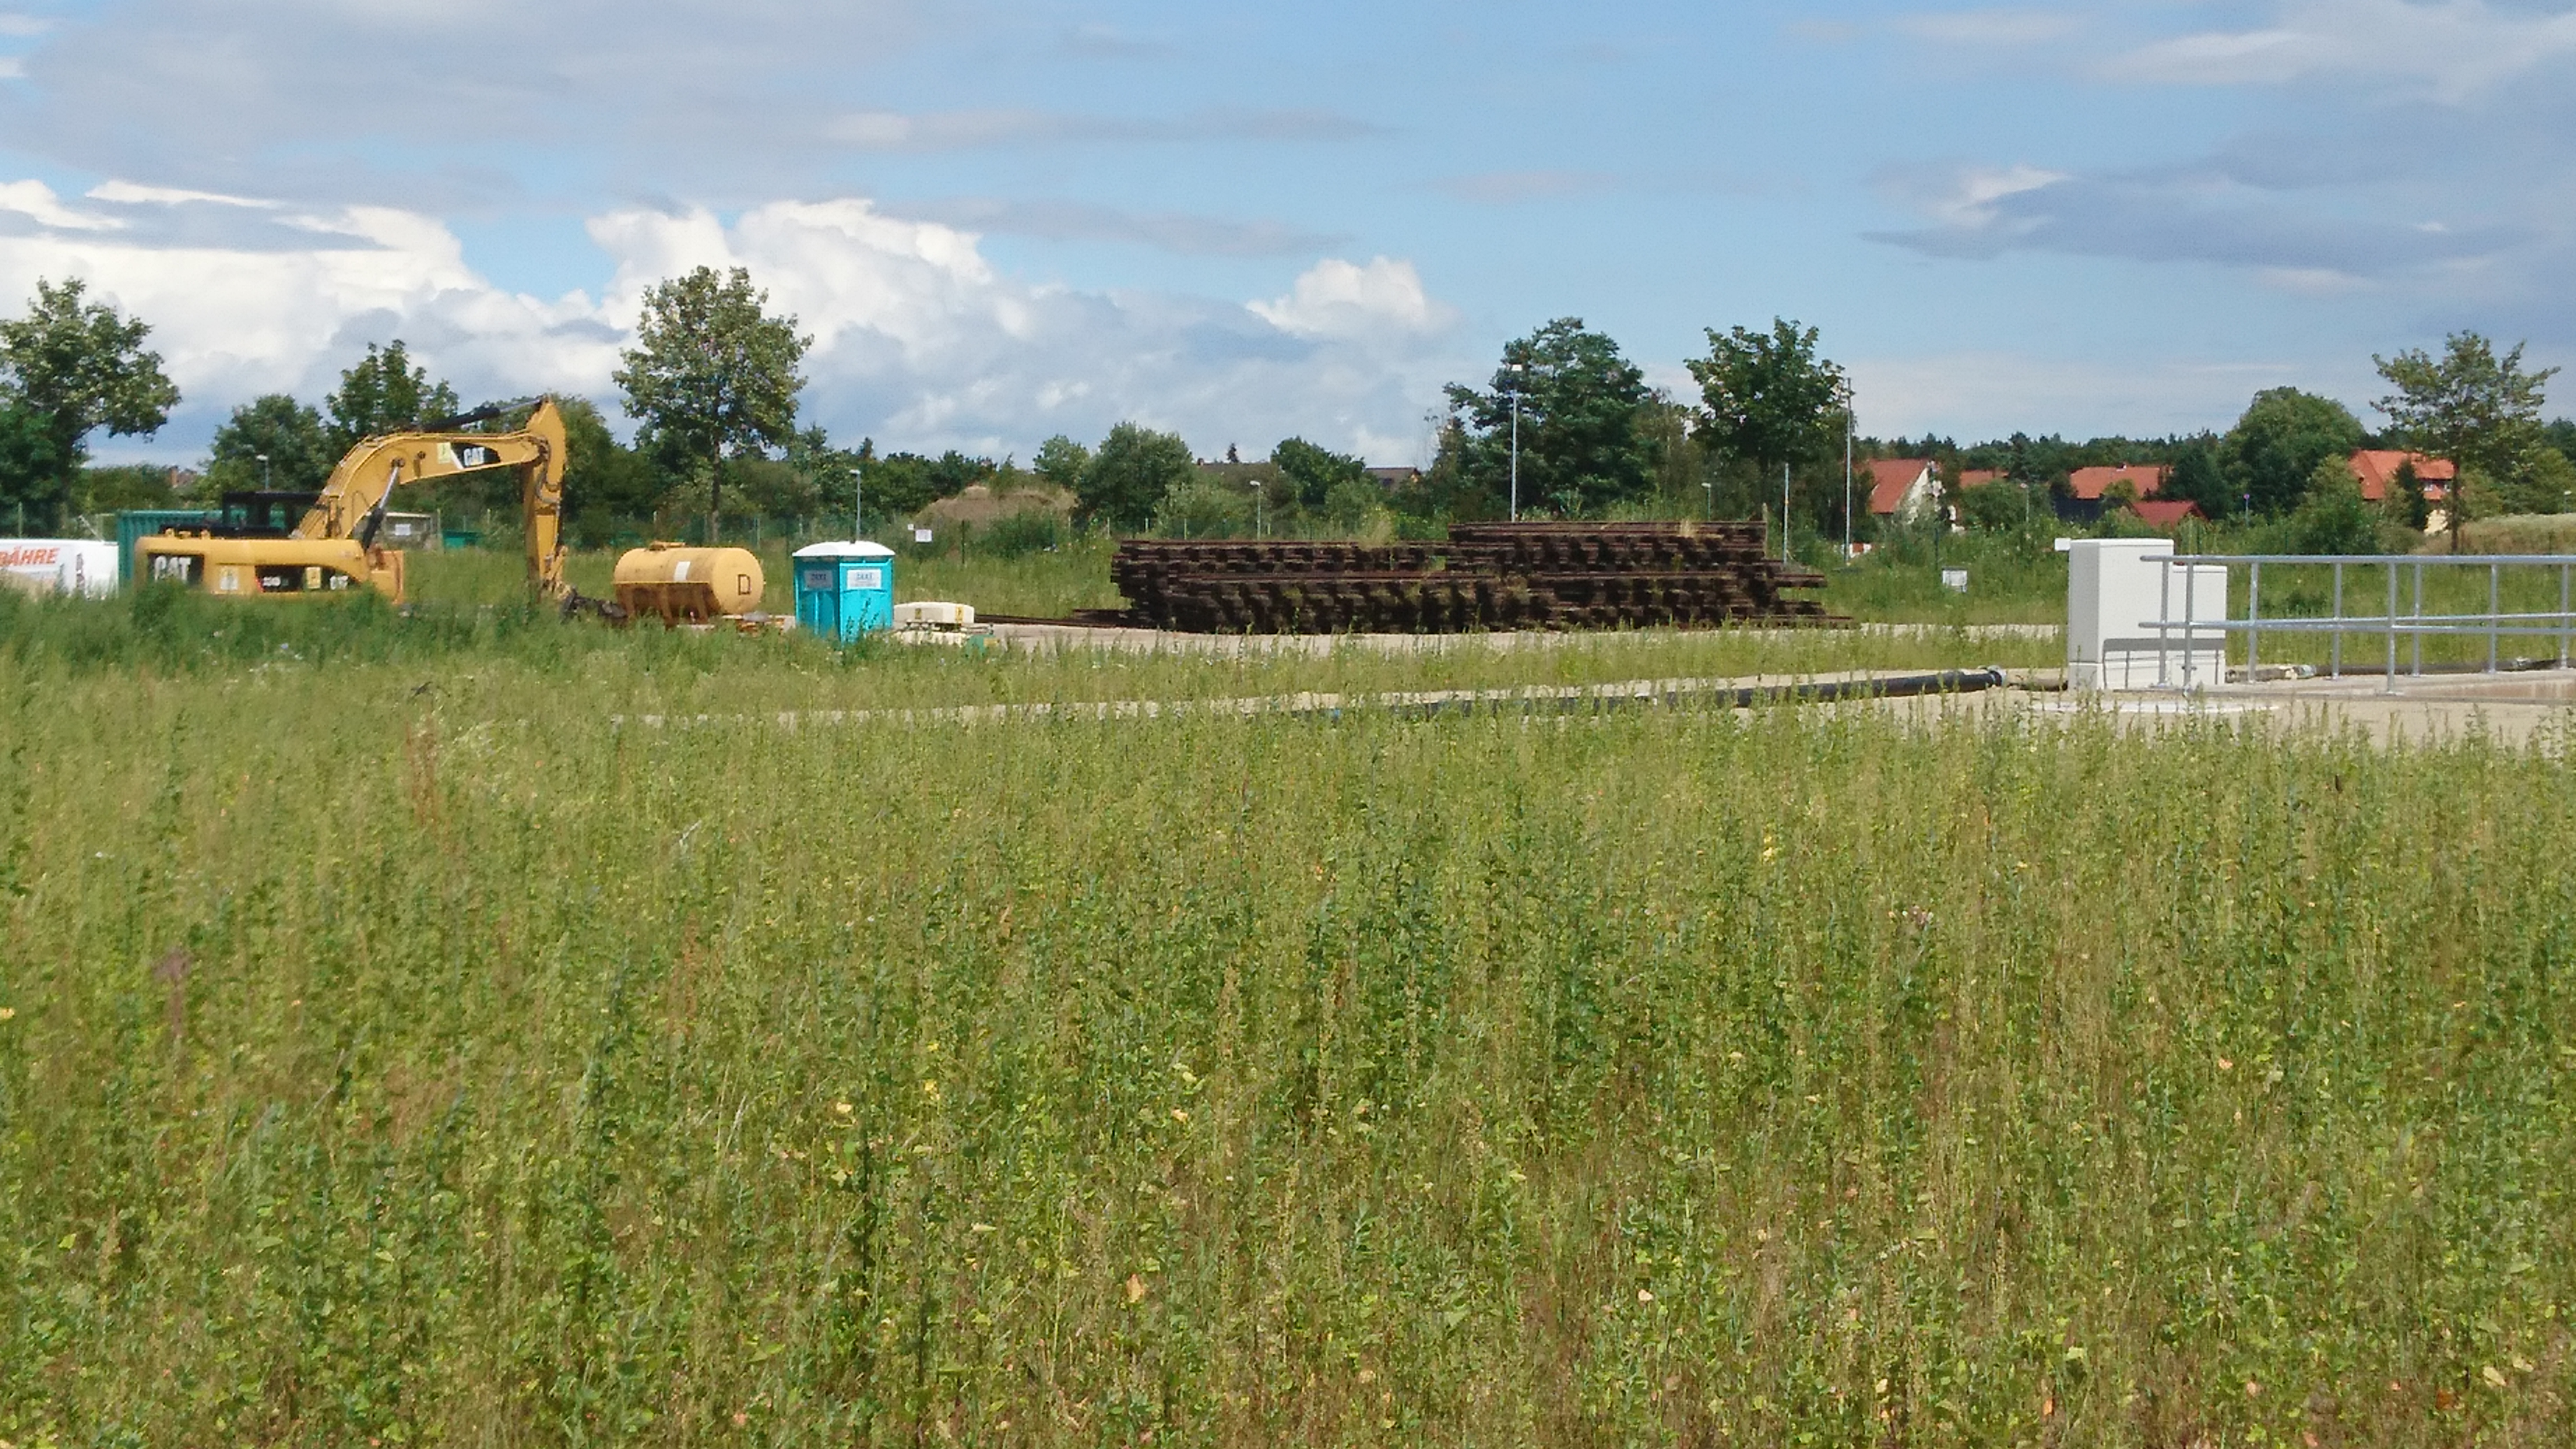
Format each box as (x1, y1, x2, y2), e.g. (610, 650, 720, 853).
(4, 269, 2570, 548)
(1400, 318, 2573, 550)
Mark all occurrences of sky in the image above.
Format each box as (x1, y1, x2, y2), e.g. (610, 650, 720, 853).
(1, 0, 2572, 467)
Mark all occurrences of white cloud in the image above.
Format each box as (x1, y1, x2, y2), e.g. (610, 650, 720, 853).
(889, 197, 1339, 257)
(1248, 257, 1455, 341)
(1926, 164, 2068, 229)
(0, 186, 1458, 464)
(0, 180, 120, 230)
(0, 199, 614, 412)
(87, 179, 276, 207)
(2112, 0, 2576, 102)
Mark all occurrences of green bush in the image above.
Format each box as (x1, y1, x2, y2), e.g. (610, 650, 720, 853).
(977, 508, 1065, 558)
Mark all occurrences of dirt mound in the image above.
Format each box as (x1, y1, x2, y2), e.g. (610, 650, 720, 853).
(916, 484, 1074, 529)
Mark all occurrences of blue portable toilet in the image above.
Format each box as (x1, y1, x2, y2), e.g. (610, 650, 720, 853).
(792, 540, 896, 642)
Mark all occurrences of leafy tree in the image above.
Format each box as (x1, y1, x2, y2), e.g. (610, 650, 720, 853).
(1687, 318, 1848, 516)
(2496, 444, 2576, 516)
(1443, 318, 1658, 518)
(1271, 436, 1368, 510)
(2545, 418, 2576, 465)
(788, 427, 870, 533)
(0, 278, 178, 519)
(866, 454, 941, 520)
(74, 464, 178, 513)
(0, 402, 65, 526)
(726, 457, 824, 521)
(1077, 422, 1195, 533)
(324, 341, 459, 453)
(1033, 434, 1091, 492)
(614, 265, 811, 527)
(1957, 478, 2034, 534)
(2287, 455, 2383, 555)
(2383, 458, 2434, 531)
(553, 396, 666, 532)
(1637, 395, 1707, 516)
(2221, 388, 2364, 518)
(1322, 476, 1388, 533)
(1150, 476, 1252, 539)
(2375, 332, 2560, 544)
(1399, 415, 1486, 521)
(2164, 439, 2234, 519)
(928, 450, 991, 498)
(208, 394, 334, 495)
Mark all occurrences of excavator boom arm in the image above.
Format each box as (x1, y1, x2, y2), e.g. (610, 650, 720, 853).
(294, 399, 573, 601)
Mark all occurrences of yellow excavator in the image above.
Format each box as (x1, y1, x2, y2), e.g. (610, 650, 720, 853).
(136, 397, 590, 610)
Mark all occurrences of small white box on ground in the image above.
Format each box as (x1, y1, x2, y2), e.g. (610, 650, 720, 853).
(1940, 567, 1969, 593)
(893, 600, 975, 628)
(2066, 538, 2227, 689)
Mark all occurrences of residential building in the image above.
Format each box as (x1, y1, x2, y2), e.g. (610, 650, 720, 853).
(1862, 458, 1941, 522)
(2347, 449, 2453, 504)
(2127, 499, 2205, 530)
(2066, 464, 2168, 502)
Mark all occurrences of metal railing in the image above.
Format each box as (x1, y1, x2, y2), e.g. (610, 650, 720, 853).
(2144, 553, 2576, 693)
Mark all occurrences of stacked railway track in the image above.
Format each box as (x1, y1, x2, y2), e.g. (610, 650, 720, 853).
(1107, 521, 1841, 634)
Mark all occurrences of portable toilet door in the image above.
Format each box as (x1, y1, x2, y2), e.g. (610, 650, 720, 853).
(791, 540, 897, 643)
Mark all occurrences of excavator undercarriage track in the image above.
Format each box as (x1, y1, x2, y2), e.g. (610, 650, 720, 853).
(1108, 521, 1842, 634)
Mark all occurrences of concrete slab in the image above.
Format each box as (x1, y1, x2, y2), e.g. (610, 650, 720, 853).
(926, 620, 2058, 658)
(1880, 669, 2576, 747)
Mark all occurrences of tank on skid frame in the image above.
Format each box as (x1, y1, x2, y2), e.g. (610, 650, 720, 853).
(612, 543, 771, 627)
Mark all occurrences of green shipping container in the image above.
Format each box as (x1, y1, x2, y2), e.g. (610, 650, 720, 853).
(117, 510, 217, 588)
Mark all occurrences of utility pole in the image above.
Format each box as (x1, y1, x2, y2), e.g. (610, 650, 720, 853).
(1505, 362, 1528, 521)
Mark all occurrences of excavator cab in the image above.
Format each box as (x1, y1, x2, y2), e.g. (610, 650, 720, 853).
(214, 491, 322, 536)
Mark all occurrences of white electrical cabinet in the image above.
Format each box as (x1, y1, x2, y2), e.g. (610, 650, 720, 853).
(2064, 538, 2228, 690)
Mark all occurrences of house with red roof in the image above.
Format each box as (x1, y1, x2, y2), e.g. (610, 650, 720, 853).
(1957, 468, 2007, 489)
(2066, 464, 2168, 502)
(2347, 449, 2452, 503)
(2127, 499, 2206, 530)
(2346, 449, 2454, 532)
(1861, 458, 1940, 522)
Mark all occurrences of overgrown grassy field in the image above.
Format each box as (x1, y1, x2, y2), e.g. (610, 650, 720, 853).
(3, 594, 2572, 1447)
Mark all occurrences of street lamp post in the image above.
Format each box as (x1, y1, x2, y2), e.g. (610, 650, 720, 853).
(1841, 386, 1855, 563)
(1251, 477, 1264, 539)
(1505, 362, 1528, 521)
(257, 453, 270, 489)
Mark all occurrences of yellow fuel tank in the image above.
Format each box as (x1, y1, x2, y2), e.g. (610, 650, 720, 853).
(612, 544, 766, 623)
